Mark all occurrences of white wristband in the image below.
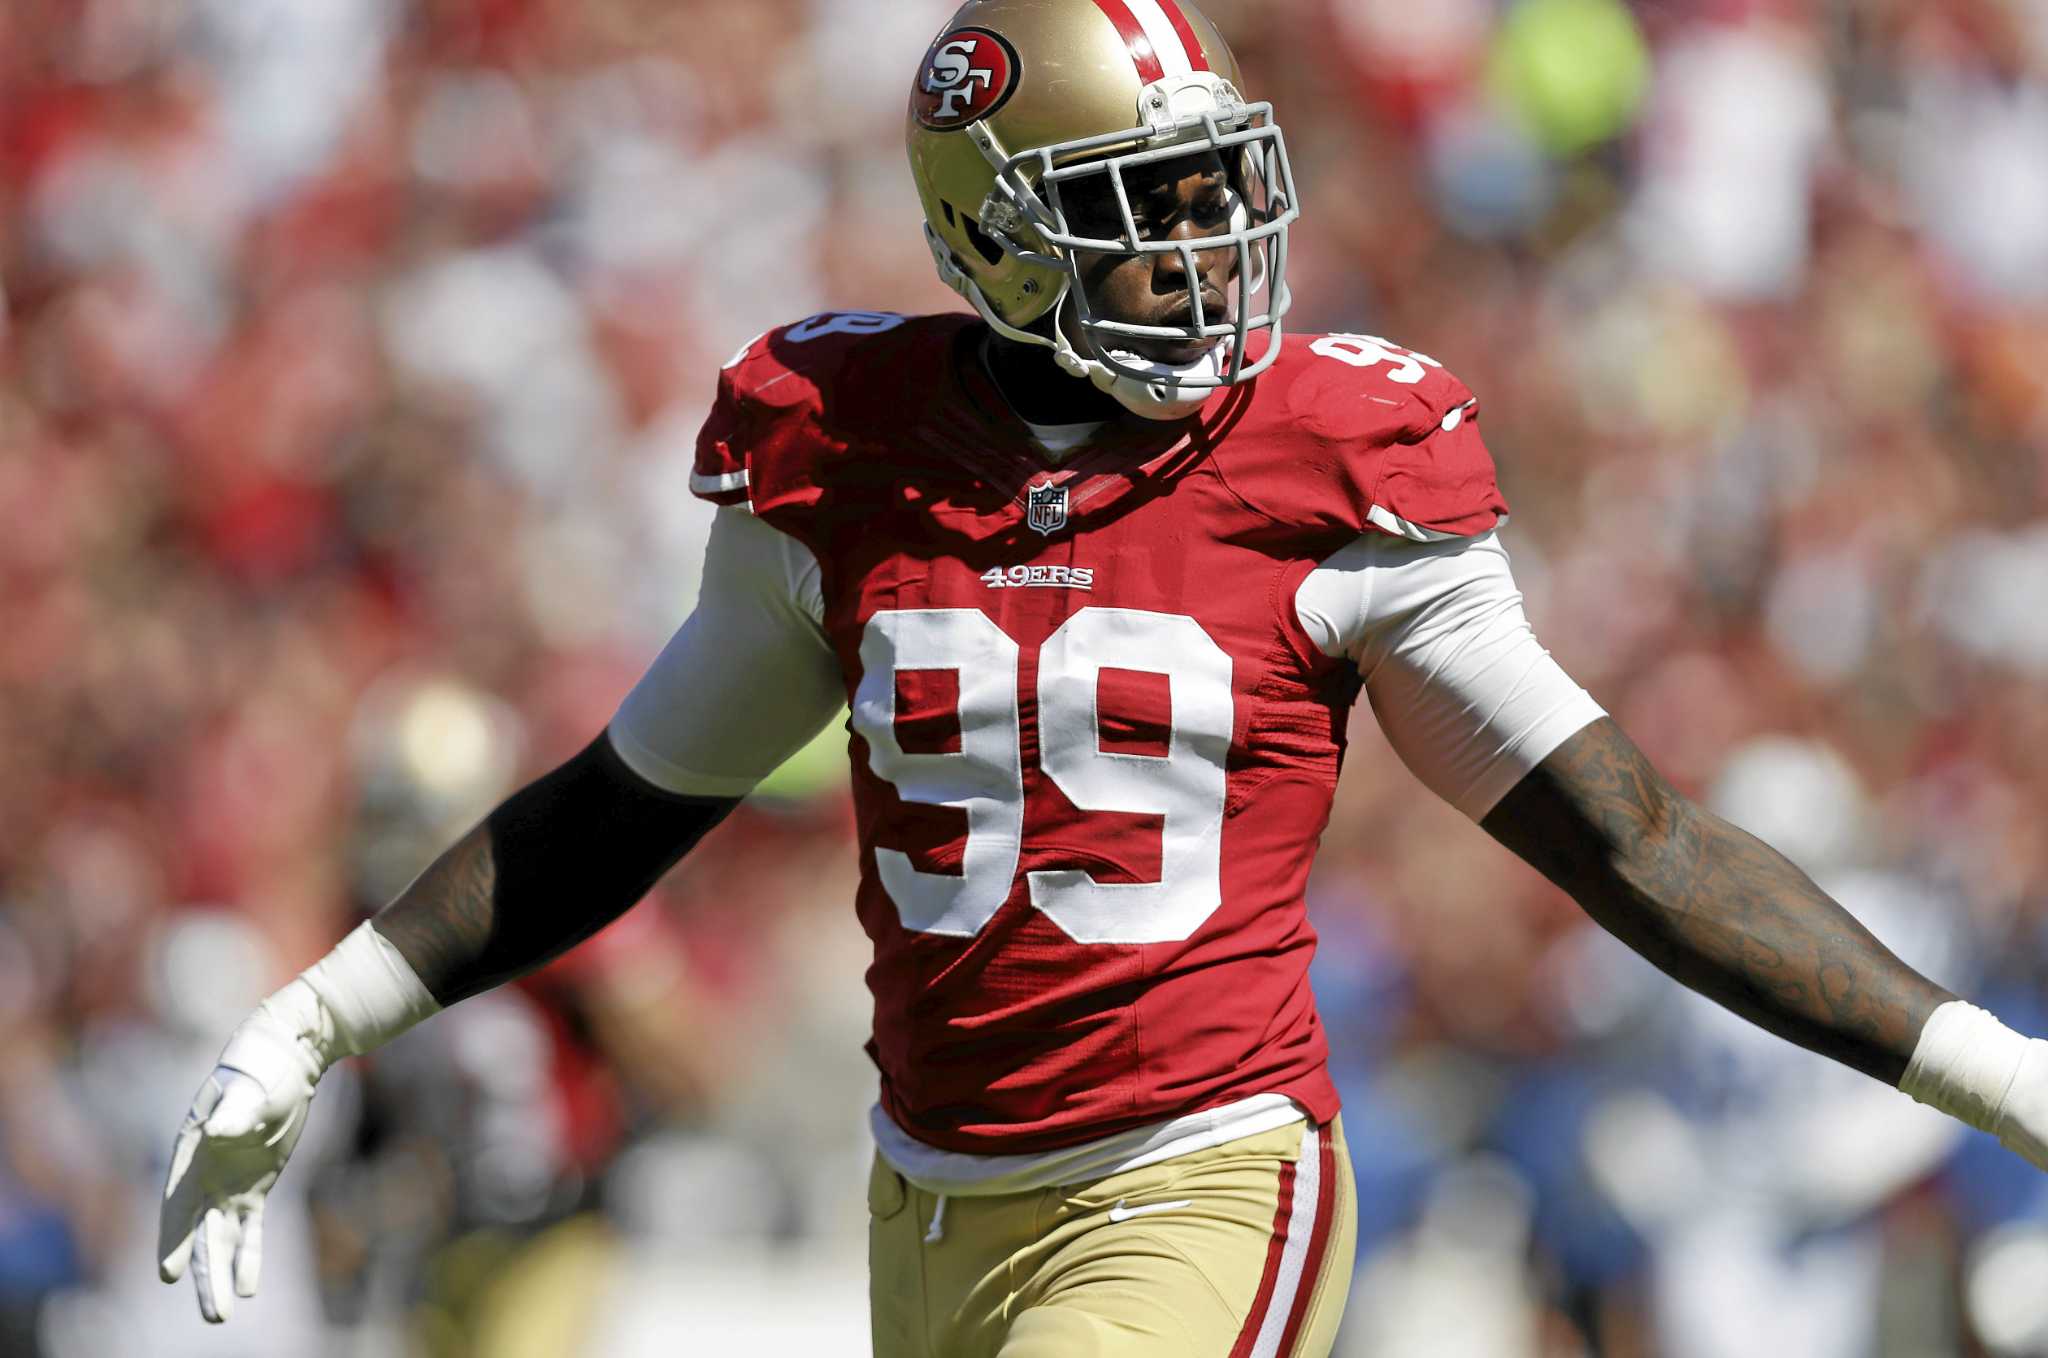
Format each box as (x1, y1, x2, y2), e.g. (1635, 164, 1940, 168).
(298, 921, 442, 1061)
(1898, 1000, 2048, 1170)
(211, 923, 443, 1112)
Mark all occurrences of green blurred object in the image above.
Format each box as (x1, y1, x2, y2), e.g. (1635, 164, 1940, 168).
(1489, 0, 1650, 157)
(753, 709, 851, 801)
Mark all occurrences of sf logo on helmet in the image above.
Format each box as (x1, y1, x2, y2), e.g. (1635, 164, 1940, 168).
(913, 29, 1020, 131)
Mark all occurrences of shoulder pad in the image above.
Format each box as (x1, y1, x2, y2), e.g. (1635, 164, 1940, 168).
(1274, 333, 1506, 541)
(689, 311, 915, 509)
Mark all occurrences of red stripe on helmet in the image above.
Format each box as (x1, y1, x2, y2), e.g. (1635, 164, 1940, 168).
(1090, 0, 1167, 84)
(1151, 0, 1211, 72)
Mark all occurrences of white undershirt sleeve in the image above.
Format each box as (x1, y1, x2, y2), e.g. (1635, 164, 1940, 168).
(1295, 529, 1606, 821)
(608, 507, 847, 797)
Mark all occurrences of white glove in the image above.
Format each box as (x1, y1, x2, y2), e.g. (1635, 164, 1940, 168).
(158, 992, 323, 1322)
(158, 923, 439, 1322)
(1900, 1000, 2048, 1172)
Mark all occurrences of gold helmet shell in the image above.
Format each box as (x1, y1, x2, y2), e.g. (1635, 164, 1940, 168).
(904, 0, 1298, 409)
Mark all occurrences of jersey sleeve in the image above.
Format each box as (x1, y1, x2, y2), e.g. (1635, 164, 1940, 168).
(1282, 336, 1509, 542)
(687, 342, 767, 511)
(686, 311, 916, 517)
(608, 507, 846, 797)
(1362, 376, 1502, 542)
(1294, 528, 1604, 819)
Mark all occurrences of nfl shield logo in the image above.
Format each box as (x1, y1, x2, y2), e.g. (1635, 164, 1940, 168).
(1026, 480, 1069, 536)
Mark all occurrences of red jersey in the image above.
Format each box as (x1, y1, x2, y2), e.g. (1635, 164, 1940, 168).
(692, 310, 1505, 1154)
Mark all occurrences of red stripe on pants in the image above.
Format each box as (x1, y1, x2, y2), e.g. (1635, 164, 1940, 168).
(1228, 1155, 1300, 1358)
(1272, 1129, 1339, 1357)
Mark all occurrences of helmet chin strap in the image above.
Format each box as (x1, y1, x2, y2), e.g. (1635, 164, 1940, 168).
(1047, 319, 1222, 422)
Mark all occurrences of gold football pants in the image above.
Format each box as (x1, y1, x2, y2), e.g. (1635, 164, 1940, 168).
(868, 1117, 1355, 1358)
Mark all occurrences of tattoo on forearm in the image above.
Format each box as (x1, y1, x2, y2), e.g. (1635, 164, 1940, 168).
(372, 823, 501, 1003)
(1482, 719, 1954, 1084)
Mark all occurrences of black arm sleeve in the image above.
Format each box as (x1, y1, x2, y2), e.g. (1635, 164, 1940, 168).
(375, 731, 740, 1005)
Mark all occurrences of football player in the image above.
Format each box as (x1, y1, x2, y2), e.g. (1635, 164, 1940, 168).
(160, 1, 2048, 1354)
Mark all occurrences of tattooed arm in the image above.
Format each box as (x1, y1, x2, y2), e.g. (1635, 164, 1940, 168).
(1349, 530, 2046, 1171)
(373, 733, 739, 1004)
(1480, 717, 1953, 1083)
(1481, 722, 2048, 1165)
(1332, 530, 1955, 1082)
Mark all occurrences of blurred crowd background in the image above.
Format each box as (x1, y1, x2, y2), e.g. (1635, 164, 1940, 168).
(6, 0, 2048, 1353)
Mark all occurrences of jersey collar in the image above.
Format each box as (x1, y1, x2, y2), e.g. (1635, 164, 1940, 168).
(913, 321, 1256, 544)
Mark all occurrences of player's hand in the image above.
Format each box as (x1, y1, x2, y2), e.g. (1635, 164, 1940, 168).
(158, 996, 323, 1323)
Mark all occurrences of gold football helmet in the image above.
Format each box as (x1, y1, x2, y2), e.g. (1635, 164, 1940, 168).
(905, 0, 1298, 418)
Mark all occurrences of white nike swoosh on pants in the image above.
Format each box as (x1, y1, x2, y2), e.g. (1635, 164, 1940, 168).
(1106, 1198, 1195, 1223)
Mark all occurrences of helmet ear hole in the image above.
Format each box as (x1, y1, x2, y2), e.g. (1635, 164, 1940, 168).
(959, 212, 1007, 267)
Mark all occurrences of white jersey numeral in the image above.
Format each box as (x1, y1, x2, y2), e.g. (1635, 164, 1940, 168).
(1310, 333, 1442, 385)
(853, 610, 1023, 937)
(850, 607, 1234, 945)
(1029, 610, 1233, 944)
